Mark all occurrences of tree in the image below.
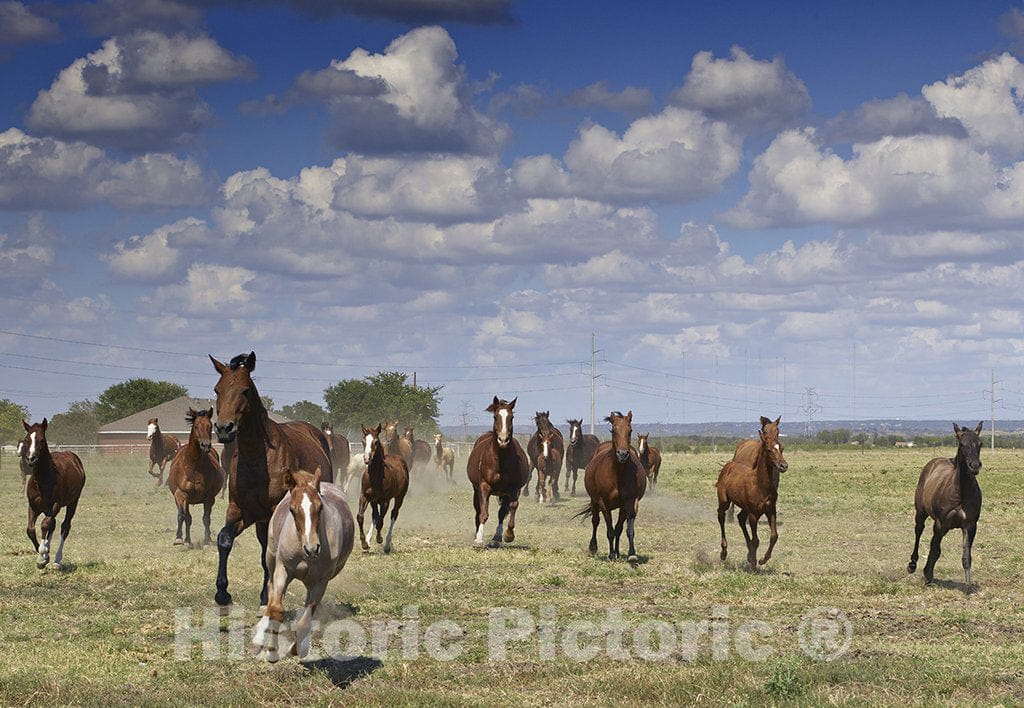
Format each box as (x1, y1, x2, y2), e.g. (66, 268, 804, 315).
(324, 371, 442, 437)
(95, 379, 189, 424)
(48, 401, 101, 444)
(260, 395, 276, 413)
(0, 398, 30, 445)
(280, 400, 328, 424)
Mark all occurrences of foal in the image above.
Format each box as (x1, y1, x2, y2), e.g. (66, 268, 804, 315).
(636, 433, 662, 494)
(434, 433, 455, 483)
(22, 419, 86, 570)
(358, 424, 410, 554)
(252, 467, 354, 662)
(716, 428, 788, 568)
(167, 408, 224, 547)
(908, 422, 983, 585)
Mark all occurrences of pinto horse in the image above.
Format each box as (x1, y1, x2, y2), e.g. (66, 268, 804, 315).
(167, 408, 224, 547)
(526, 411, 564, 500)
(209, 351, 333, 608)
(716, 426, 788, 568)
(382, 420, 414, 469)
(467, 396, 529, 547)
(575, 411, 646, 562)
(21, 419, 86, 570)
(252, 467, 354, 662)
(564, 418, 599, 497)
(434, 433, 455, 483)
(908, 422, 984, 585)
(358, 424, 410, 553)
(533, 429, 563, 505)
(636, 433, 663, 494)
(320, 422, 352, 489)
(403, 426, 433, 470)
(147, 418, 181, 487)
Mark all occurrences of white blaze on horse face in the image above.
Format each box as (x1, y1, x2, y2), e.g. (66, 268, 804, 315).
(638, 437, 646, 454)
(363, 434, 374, 465)
(570, 425, 578, 444)
(28, 432, 36, 459)
(497, 409, 510, 443)
(17, 440, 24, 456)
(147, 423, 157, 440)
(774, 443, 780, 451)
(300, 491, 313, 548)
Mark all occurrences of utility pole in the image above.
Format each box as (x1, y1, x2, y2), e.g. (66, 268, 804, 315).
(987, 368, 1002, 450)
(680, 350, 686, 428)
(783, 357, 787, 419)
(459, 400, 474, 442)
(743, 347, 748, 421)
(589, 333, 603, 435)
(413, 371, 417, 389)
(851, 343, 856, 423)
(800, 387, 821, 437)
(712, 355, 719, 453)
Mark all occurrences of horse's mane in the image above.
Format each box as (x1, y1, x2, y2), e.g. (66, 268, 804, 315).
(185, 408, 212, 425)
(229, 353, 249, 370)
(604, 411, 624, 423)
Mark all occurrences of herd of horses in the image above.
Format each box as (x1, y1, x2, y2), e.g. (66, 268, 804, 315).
(12, 351, 987, 662)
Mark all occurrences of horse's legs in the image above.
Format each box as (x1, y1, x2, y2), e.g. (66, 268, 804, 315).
(252, 560, 290, 662)
(746, 515, 760, 569)
(37, 514, 55, 569)
(183, 504, 194, 548)
(504, 495, 519, 544)
(214, 502, 246, 607)
(490, 496, 510, 547)
(759, 510, 778, 566)
(962, 522, 977, 585)
(376, 500, 390, 545)
(625, 500, 639, 563)
(383, 495, 403, 554)
(357, 495, 370, 551)
(923, 521, 946, 583)
(255, 521, 271, 608)
(613, 507, 627, 558)
(174, 495, 186, 545)
(474, 487, 490, 546)
(471, 487, 481, 542)
(292, 580, 328, 659)
(602, 507, 616, 560)
(202, 502, 213, 545)
(50, 502, 77, 569)
(717, 500, 730, 561)
(26, 506, 39, 552)
(736, 510, 753, 566)
(589, 503, 599, 554)
(908, 506, 927, 573)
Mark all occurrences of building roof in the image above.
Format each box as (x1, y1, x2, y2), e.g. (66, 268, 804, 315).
(98, 395, 291, 435)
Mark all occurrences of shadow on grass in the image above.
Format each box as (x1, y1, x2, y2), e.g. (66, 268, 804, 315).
(927, 577, 978, 595)
(302, 656, 382, 689)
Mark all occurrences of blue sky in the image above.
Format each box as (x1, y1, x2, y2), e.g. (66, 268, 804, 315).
(2, 0, 1024, 429)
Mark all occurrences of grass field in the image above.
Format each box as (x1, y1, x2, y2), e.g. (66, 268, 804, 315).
(1, 446, 1023, 706)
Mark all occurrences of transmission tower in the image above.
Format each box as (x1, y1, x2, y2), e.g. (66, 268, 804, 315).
(800, 387, 822, 437)
(459, 400, 476, 442)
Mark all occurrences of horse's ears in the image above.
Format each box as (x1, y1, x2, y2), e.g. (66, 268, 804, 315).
(509, 397, 517, 409)
(975, 421, 984, 435)
(486, 396, 499, 412)
(312, 466, 322, 488)
(626, 410, 633, 422)
(205, 408, 214, 418)
(375, 423, 382, 435)
(22, 419, 30, 432)
(774, 415, 782, 425)
(760, 416, 772, 427)
(952, 422, 962, 436)
(245, 351, 256, 371)
(41, 418, 47, 430)
(283, 468, 296, 489)
(210, 355, 228, 374)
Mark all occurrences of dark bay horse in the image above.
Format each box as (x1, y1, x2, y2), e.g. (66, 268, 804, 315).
(716, 426, 788, 568)
(637, 433, 663, 494)
(908, 422, 983, 585)
(383, 420, 414, 469)
(320, 421, 351, 488)
(209, 352, 333, 607)
(564, 418, 599, 497)
(21, 419, 86, 569)
(434, 433, 455, 483)
(147, 417, 181, 487)
(167, 408, 225, 547)
(403, 426, 433, 470)
(526, 411, 564, 500)
(358, 424, 410, 553)
(533, 429, 563, 505)
(575, 411, 646, 562)
(467, 396, 529, 547)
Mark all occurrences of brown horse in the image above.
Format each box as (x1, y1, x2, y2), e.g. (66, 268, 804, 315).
(727, 416, 781, 519)
(434, 433, 456, 483)
(16, 437, 30, 490)
(533, 429, 563, 505)
(320, 421, 352, 488)
(564, 418, 599, 497)
(21, 419, 86, 570)
(209, 351, 333, 608)
(575, 411, 646, 562)
(636, 433, 663, 494)
(716, 426, 788, 568)
(526, 411, 564, 500)
(382, 420, 414, 469)
(467, 396, 529, 547)
(147, 417, 181, 487)
(167, 408, 225, 547)
(908, 422, 983, 585)
(358, 424, 410, 553)
(403, 426, 433, 470)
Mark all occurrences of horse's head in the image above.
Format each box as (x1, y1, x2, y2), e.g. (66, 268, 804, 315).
(382, 420, 399, 445)
(539, 429, 555, 460)
(534, 411, 550, 433)
(487, 396, 517, 448)
(209, 351, 258, 443)
(284, 467, 323, 560)
(759, 424, 788, 473)
(759, 415, 781, 441)
(637, 433, 649, 456)
(605, 411, 633, 463)
(403, 426, 415, 442)
(186, 407, 215, 454)
(21, 418, 48, 468)
(146, 418, 159, 440)
(566, 418, 582, 445)
(433, 433, 442, 444)
(321, 421, 333, 436)
(953, 421, 984, 475)
(361, 423, 383, 465)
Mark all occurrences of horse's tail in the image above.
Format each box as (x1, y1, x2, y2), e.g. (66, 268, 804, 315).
(571, 503, 593, 521)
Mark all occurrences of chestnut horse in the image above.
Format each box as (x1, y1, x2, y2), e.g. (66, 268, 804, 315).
(433, 433, 455, 483)
(21, 419, 86, 570)
(467, 396, 529, 547)
(320, 421, 352, 489)
(403, 426, 433, 470)
(574, 411, 646, 562)
(147, 417, 181, 487)
(908, 422, 983, 585)
(358, 424, 410, 553)
(382, 420, 414, 469)
(636, 433, 663, 494)
(526, 411, 564, 500)
(252, 467, 354, 662)
(209, 351, 333, 608)
(167, 408, 224, 547)
(716, 426, 788, 568)
(564, 418, 599, 497)
(533, 429, 563, 505)
(726, 416, 781, 520)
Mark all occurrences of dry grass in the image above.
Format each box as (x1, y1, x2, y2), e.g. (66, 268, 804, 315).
(1, 447, 1023, 706)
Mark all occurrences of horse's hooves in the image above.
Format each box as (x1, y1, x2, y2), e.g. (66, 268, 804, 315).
(36, 558, 47, 569)
(907, 562, 917, 573)
(47, 562, 62, 570)
(627, 555, 638, 565)
(383, 545, 392, 554)
(720, 549, 727, 561)
(608, 553, 618, 561)
(486, 538, 502, 549)
(503, 531, 515, 543)
(588, 542, 598, 554)
(214, 590, 233, 607)
(173, 538, 184, 546)
(758, 557, 769, 566)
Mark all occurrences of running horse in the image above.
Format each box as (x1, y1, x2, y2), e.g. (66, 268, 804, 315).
(526, 411, 564, 500)
(726, 416, 782, 520)
(908, 422, 984, 585)
(403, 426, 433, 470)
(21, 419, 86, 569)
(382, 420, 414, 470)
(16, 438, 30, 490)
(167, 408, 225, 547)
(147, 417, 181, 487)
(574, 411, 646, 563)
(320, 421, 352, 488)
(636, 433, 663, 494)
(466, 396, 529, 547)
(433, 433, 456, 483)
(564, 418, 599, 497)
(358, 424, 410, 553)
(533, 429, 563, 505)
(209, 352, 333, 608)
